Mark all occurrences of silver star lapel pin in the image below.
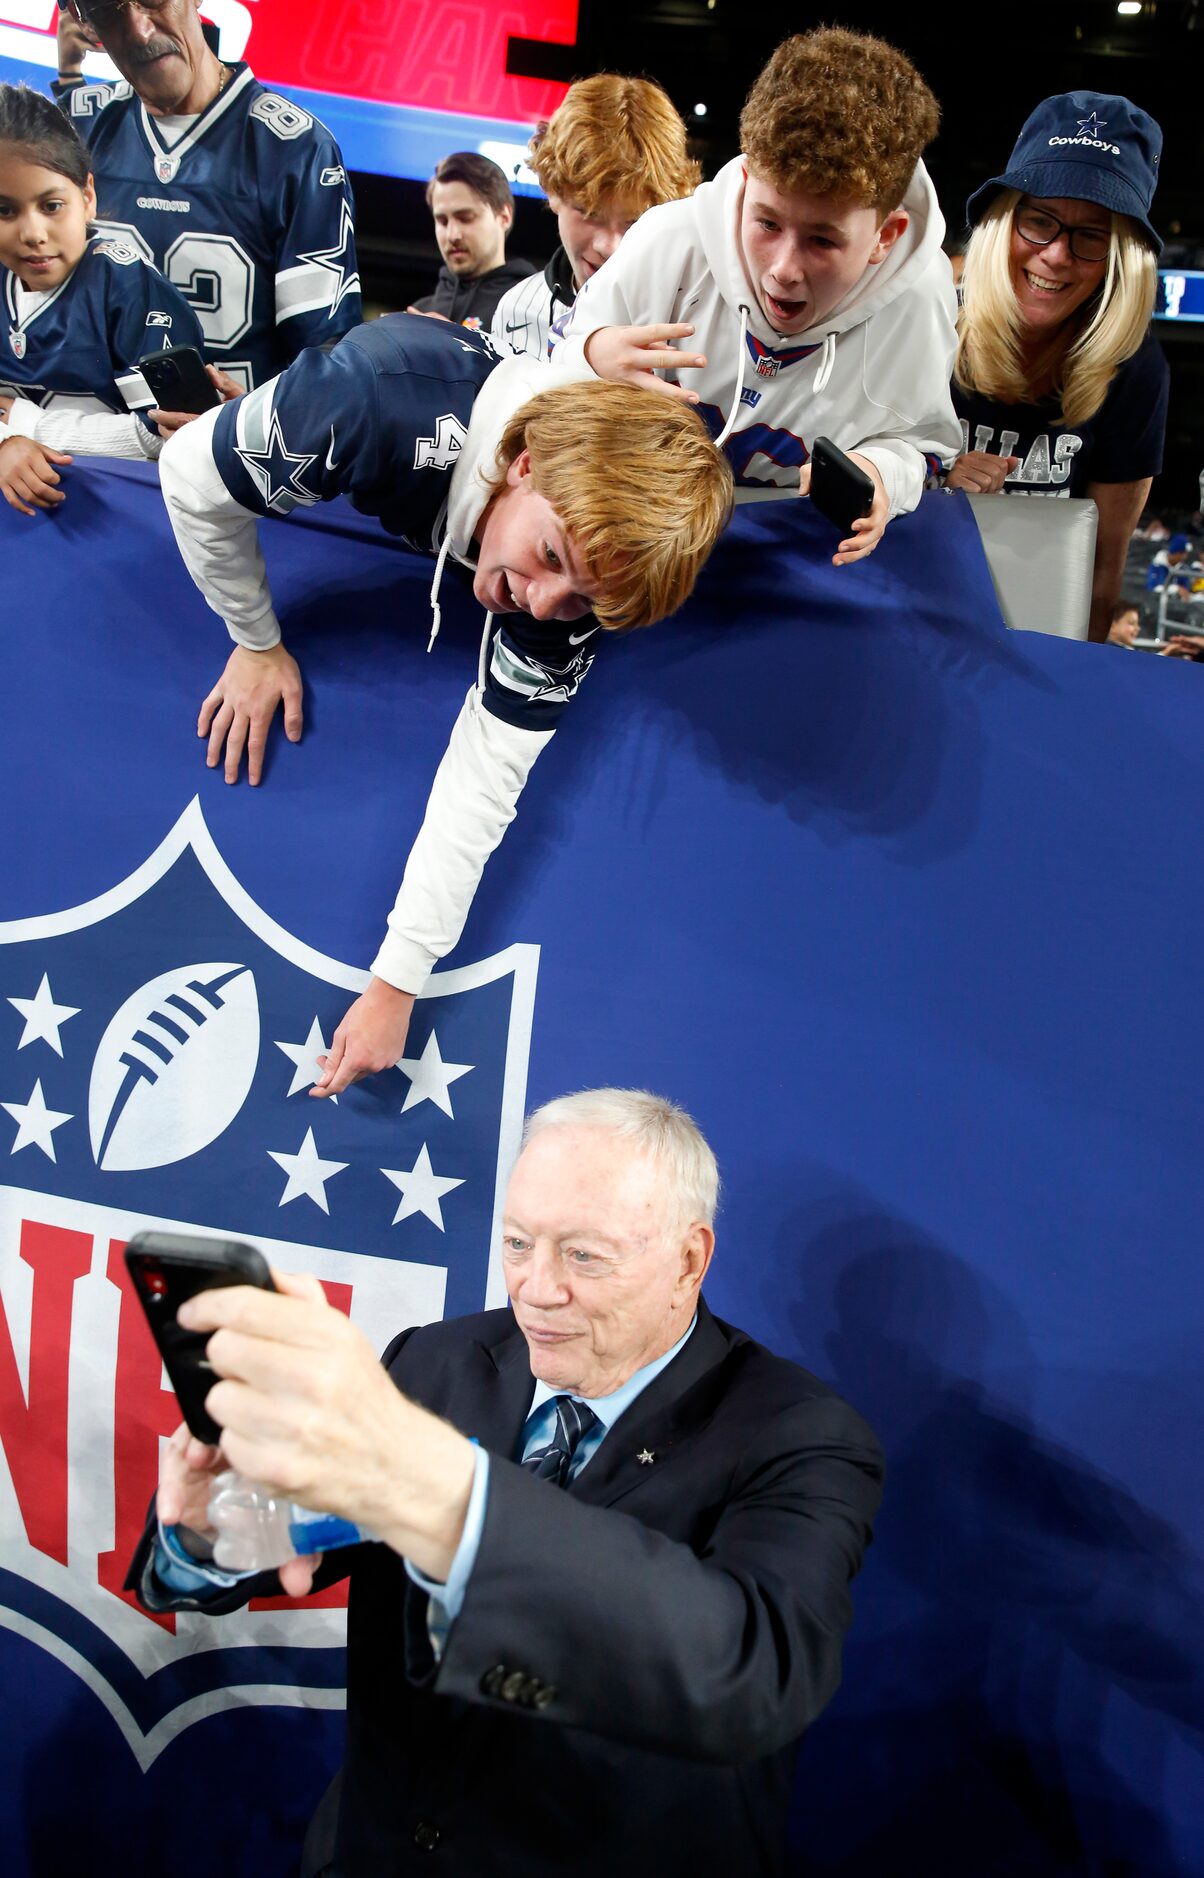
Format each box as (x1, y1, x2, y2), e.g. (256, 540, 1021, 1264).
(637, 1449, 656, 1465)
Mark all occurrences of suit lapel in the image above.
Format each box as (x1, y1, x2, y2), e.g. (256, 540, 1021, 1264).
(569, 1299, 733, 1509)
(452, 1325, 537, 1460)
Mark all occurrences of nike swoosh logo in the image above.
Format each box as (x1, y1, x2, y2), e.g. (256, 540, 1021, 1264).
(568, 627, 598, 645)
(325, 429, 337, 473)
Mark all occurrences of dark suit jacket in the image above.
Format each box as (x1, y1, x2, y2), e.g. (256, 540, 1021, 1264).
(130, 1299, 883, 1877)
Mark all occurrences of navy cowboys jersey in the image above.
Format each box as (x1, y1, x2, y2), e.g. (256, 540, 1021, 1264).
(211, 314, 600, 732)
(1, 235, 204, 420)
(63, 64, 360, 391)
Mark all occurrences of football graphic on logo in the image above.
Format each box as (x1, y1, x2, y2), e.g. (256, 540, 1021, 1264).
(88, 963, 259, 1171)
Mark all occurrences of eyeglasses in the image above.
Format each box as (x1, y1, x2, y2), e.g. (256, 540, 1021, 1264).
(1015, 204, 1111, 265)
(67, 0, 176, 25)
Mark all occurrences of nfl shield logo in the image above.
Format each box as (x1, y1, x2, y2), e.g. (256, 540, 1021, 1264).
(9, 330, 25, 361)
(0, 799, 537, 1764)
(755, 356, 779, 379)
(155, 155, 180, 184)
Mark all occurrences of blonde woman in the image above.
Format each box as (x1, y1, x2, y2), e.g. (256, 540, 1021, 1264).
(948, 92, 1168, 641)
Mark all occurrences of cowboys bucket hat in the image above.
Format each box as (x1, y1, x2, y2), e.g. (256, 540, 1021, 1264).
(966, 91, 1162, 254)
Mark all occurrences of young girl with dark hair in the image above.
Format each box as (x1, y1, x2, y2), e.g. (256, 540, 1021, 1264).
(0, 82, 207, 514)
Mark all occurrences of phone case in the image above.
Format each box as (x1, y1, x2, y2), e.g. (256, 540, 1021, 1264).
(125, 1232, 274, 1443)
(809, 436, 876, 536)
(135, 346, 220, 416)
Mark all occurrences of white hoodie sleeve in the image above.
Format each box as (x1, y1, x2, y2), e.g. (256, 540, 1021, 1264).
(833, 255, 963, 518)
(371, 685, 553, 992)
(158, 406, 282, 649)
(4, 395, 163, 461)
(550, 215, 669, 372)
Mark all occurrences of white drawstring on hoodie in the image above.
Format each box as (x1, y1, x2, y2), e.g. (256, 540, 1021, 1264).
(426, 520, 495, 689)
(426, 530, 453, 652)
(813, 331, 837, 392)
(714, 303, 750, 448)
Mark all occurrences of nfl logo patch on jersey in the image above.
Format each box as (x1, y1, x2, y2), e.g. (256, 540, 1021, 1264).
(9, 330, 25, 361)
(155, 155, 180, 185)
(755, 356, 780, 379)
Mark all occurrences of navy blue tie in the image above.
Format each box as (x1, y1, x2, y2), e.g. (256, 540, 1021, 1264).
(522, 1396, 601, 1488)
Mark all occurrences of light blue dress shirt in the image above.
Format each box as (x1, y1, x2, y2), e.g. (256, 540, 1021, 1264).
(405, 1313, 698, 1627)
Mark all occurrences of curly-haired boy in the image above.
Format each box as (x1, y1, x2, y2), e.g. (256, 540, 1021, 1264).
(492, 74, 699, 362)
(558, 29, 963, 565)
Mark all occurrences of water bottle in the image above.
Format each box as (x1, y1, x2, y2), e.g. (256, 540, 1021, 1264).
(206, 1469, 370, 1572)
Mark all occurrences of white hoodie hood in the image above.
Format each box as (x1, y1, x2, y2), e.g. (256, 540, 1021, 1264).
(696, 154, 949, 348)
(427, 350, 593, 657)
(559, 154, 963, 509)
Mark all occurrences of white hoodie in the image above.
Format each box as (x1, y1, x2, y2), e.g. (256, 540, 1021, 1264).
(557, 155, 962, 511)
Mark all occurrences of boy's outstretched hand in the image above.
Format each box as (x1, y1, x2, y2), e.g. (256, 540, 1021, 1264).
(198, 642, 304, 785)
(311, 978, 417, 1098)
(800, 453, 890, 566)
(584, 324, 707, 403)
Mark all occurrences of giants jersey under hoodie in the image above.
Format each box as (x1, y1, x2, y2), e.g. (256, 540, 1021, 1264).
(62, 65, 360, 390)
(557, 155, 962, 506)
(159, 315, 600, 994)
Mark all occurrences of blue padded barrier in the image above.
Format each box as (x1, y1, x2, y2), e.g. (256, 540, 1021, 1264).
(0, 459, 1201, 1876)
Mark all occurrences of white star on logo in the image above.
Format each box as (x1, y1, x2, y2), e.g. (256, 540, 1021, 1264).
(2, 1078, 72, 1160)
(1076, 112, 1107, 137)
(398, 1031, 474, 1118)
(7, 973, 80, 1056)
(381, 1142, 465, 1231)
(268, 1125, 348, 1213)
(298, 200, 361, 317)
(275, 1015, 338, 1101)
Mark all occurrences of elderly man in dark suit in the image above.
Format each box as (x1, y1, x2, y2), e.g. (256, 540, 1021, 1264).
(130, 1088, 884, 1876)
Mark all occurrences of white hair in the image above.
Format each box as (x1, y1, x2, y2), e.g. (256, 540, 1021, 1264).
(521, 1087, 720, 1228)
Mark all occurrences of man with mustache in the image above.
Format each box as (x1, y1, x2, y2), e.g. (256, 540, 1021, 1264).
(53, 0, 360, 393)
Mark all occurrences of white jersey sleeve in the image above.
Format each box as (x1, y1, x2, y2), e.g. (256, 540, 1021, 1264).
(371, 686, 554, 991)
(549, 221, 663, 372)
(158, 403, 281, 647)
(3, 396, 162, 460)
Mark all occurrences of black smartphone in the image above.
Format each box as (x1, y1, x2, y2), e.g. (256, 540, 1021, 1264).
(124, 1231, 276, 1443)
(135, 345, 220, 415)
(809, 436, 876, 536)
